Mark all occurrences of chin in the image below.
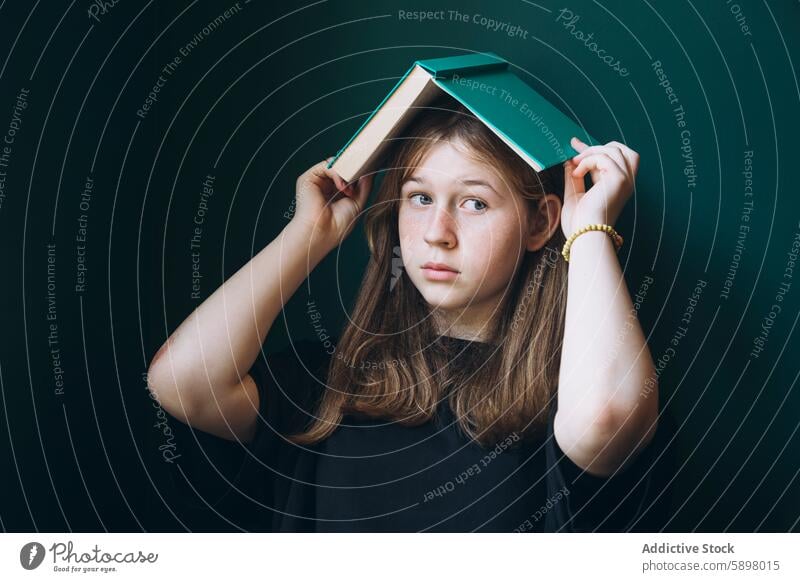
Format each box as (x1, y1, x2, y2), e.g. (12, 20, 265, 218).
(418, 289, 471, 311)
(426, 299, 464, 311)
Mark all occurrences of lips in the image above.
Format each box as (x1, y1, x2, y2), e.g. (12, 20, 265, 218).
(421, 262, 459, 273)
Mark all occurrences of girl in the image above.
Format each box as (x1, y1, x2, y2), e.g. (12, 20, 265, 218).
(148, 94, 662, 532)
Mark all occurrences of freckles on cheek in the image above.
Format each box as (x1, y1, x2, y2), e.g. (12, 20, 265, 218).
(398, 214, 424, 243)
(397, 226, 417, 258)
(398, 215, 416, 239)
(477, 230, 524, 269)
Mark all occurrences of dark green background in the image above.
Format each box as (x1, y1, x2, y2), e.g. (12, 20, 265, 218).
(0, 0, 797, 532)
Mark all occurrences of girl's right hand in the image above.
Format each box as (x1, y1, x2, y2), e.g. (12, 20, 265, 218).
(291, 158, 374, 253)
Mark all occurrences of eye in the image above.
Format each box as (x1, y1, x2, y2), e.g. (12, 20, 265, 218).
(464, 198, 488, 212)
(408, 192, 432, 206)
(406, 193, 488, 212)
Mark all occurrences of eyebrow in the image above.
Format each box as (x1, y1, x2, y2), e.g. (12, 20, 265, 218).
(401, 176, 500, 196)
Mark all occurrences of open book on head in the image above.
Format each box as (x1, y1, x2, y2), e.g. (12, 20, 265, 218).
(328, 52, 599, 183)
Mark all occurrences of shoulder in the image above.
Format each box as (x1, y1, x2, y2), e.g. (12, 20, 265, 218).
(249, 337, 335, 387)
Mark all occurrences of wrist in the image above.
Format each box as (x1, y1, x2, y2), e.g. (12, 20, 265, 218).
(283, 219, 334, 263)
(562, 223, 622, 264)
(567, 216, 615, 238)
(569, 229, 614, 253)
(564, 232, 613, 269)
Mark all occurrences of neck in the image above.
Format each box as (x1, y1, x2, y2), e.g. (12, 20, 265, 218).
(432, 309, 493, 343)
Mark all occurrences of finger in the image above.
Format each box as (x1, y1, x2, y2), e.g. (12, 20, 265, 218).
(575, 142, 638, 181)
(352, 173, 374, 209)
(335, 177, 361, 203)
(304, 159, 335, 181)
(600, 147, 629, 179)
(571, 152, 626, 181)
(605, 141, 640, 175)
(570, 136, 592, 154)
(572, 143, 627, 173)
(563, 159, 585, 197)
(308, 160, 347, 193)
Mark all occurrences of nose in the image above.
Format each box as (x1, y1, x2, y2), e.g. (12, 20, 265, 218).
(423, 205, 457, 248)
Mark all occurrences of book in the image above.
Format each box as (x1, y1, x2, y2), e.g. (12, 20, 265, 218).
(327, 52, 599, 182)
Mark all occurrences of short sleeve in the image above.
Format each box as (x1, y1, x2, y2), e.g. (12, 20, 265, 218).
(543, 401, 665, 532)
(157, 337, 333, 530)
(244, 337, 334, 457)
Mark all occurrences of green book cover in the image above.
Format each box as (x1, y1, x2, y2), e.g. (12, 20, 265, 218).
(328, 51, 599, 175)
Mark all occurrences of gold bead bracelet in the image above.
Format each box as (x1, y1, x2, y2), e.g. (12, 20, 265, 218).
(561, 224, 624, 262)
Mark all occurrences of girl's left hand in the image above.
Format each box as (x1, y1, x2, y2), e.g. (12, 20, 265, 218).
(560, 137, 640, 239)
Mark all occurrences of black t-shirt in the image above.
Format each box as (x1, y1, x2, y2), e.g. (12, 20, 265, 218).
(208, 335, 669, 532)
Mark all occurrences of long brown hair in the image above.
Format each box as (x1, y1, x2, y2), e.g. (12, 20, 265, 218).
(290, 94, 568, 448)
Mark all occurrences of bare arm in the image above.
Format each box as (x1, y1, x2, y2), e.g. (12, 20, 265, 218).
(555, 139, 658, 477)
(146, 160, 373, 442)
(556, 231, 658, 476)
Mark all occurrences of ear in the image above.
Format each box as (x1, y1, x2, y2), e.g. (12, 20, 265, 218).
(525, 194, 562, 252)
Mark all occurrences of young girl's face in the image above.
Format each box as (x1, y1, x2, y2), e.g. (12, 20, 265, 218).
(398, 139, 554, 330)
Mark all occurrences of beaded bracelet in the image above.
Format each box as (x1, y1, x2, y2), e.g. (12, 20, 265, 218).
(561, 224, 624, 262)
